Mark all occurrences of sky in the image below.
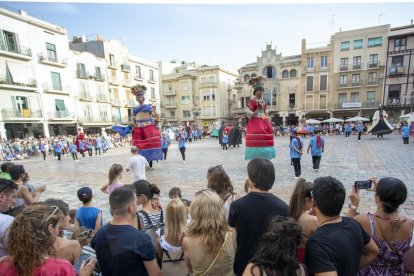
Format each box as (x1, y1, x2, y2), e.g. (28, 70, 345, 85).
(1, 1, 414, 73)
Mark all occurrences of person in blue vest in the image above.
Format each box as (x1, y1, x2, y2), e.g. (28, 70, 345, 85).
(401, 122, 410, 145)
(38, 139, 46, 161)
(54, 139, 63, 161)
(69, 143, 78, 161)
(357, 121, 364, 141)
(307, 130, 324, 172)
(309, 125, 315, 137)
(344, 123, 352, 138)
(290, 129, 303, 178)
(94, 136, 102, 157)
(178, 131, 186, 163)
(160, 132, 171, 160)
(78, 139, 86, 158)
(222, 132, 229, 151)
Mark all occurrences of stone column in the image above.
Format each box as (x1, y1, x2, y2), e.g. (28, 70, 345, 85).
(0, 122, 7, 140)
(42, 122, 50, 138)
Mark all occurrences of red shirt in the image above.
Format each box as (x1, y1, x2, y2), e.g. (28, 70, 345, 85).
(0, 257, 76, 276)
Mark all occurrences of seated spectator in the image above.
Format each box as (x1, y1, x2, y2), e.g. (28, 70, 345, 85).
(44, 198, 82, 264)
(9, 165, 46, 206)
(0, 179, 18, 257)
(92, 186, 161, 276)
(207, 164, 241, 220)
(288, 178, 318, 263)
(100, 163, 124, 194)
(0, 162, 14, 180)
(72, 227, 100, 276)
(182, 190, 235, 275)
(75, 187, 103, 232)
(243, 216, 306, 276)
(347, 177, 412, 275)
(304, 176, 379, 275)
(21, 172, 35, 193)
(0, 204, 95, 276)
(229, 158, 288, 275)
(68, 208, 77, 232)
(156, 198, 188, 275)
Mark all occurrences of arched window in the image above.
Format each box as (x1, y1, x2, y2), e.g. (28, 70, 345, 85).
(282, 70, 289, 78)
(244, 74, 250, 83)
(262, 66, 276, 78)
(290, 69, 297, 78)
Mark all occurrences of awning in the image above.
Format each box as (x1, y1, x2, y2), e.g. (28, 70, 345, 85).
(6, 61, 29, 84)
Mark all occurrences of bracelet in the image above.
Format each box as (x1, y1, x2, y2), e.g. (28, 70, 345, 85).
(348, 203, 358, 210)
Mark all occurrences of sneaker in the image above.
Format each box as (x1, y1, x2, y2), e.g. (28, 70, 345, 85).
(183, 160, 186, 163)
(315, 169, 319, 172)
(292, 176, 299, 179)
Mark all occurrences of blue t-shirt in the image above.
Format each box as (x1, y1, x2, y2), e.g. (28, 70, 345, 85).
(309, 136, 324, 156)
(91, 224, 155, 276)
(160, 137, 170, 149)
(357, 125, 364, 132)
(94, 138, 102, 149)
(178, 137, 186, 148)
(69, 145, 77, 154)
(290, 137, 302, 159)
(78, 141, 85, 150)
(222, 135, 228, 144)
(402, 126, 410, 138)
(76, 206, 102, 230)
(54, 142, 62, 153)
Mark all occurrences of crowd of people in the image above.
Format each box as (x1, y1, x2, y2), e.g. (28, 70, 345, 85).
(0, 156, 413, 276)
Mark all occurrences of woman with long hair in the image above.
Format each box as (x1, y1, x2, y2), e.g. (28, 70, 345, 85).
(156, 198, 188, 275)
(0, 204, 95, 276)
(243, 216, 306, 276)
(100, 163, 124, 194)
(207, 165, 240, 219)
(182, 190, 235, 275)
(288, 178, 318, 263)
(348, 177, 413, 275)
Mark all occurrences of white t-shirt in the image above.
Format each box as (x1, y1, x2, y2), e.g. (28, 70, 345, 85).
(0, 214, 14, 257)
(126, 154, 149, 182)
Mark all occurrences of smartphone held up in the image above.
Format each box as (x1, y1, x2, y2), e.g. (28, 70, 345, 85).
(354, 180, 372, 190)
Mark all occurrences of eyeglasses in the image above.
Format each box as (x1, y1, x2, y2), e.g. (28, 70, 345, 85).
(81, 229, 94, 237)
(46, 205, 60, 223)
(0, 181, 18, 193)
(194, 188, 215, 197)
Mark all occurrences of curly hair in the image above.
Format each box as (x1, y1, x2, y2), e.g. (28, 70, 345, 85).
(207, 165, 234, 201)
(187, 190, 229, 255)
(6, 204, 63, 276)
(288, 178, 314, 221)
(249, 216, 302, 276)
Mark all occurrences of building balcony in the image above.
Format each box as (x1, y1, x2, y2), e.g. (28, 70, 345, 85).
(1, 108, 42, 120)
(121, 64, 131, 72)
(107, 63, 117, 70)
(96, 94, 109, 102)
(351, 81, 362, 87)
(79, 91, 93, 101)
(164, 89, 176, 96)
(108, 78, 120, 86)
(39, 53, 67, 67)
(111, 100, 124, 107)
(0, 77, 37, 92)
(199, 82, 217, 88)
(94, 74, 106, 82)
(78, 116, 110, 124)
(366, 79, 379, 86)
(122, 79, 132, 88)
(77, 70, 91, 79)
(386, 97, 414, 106)
(43, 84, 70, 95)
(268, 105, 280, 112)
(352, 64, 362, 70)
(148, 77, 157, 84)
(389, 65, 406, 76)
(367, 62, 380, 69)
(112, 116, 130, 124)
(165, 103, 177, 108)
(339, 65, 348, 71)
(48, 110, 75, 120)
(335, 101, 380, 109)
(0, 43, 32, 60)
(125, 100, 135, 107)
(134, 74, 144, 81)
(233, 107, 249, 113)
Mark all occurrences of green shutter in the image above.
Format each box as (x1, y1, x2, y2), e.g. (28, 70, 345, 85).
(46, 43, 56, 51)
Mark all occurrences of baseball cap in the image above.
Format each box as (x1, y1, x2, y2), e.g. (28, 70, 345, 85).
(77, 187, 92, 201)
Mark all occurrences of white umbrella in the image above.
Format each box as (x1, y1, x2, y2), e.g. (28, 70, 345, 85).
(345, 116, 370, 122)
(400, 113, 412, 119)
(306, 119, 322, 124)
(321, 118, 344, 123)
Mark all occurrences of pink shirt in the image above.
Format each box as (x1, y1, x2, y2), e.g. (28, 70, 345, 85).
(108, 182, 123, 194)
(0, 257, 76, 276)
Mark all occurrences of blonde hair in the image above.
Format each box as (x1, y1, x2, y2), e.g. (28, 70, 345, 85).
(71, 226, 94, 247)
(187, 190, 228, 255)
(164, 198, 187, 245)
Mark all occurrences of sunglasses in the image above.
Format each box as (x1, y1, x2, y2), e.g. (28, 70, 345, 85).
(81, 229, 94, 237)
(0, 181, 18, 193)
(46, 205, 60, 223)
(194, 188, 215, 197)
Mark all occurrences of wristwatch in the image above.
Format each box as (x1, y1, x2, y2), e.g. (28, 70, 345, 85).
(348, 203, 358, 210)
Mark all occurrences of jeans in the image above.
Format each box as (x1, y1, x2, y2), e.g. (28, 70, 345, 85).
(292, 158, 301, 177)
(95, 148, 101, 156)
(403, 137, 409, 144)
(179, 147, 185, 161)
(312, 155, 321, 170)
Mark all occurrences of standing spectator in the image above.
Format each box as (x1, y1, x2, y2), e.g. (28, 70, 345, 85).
(92, 186, 161, 276)
(0, 179, 18, 257)
(357, 121, 364, 141)
(304, 176, 378, 275)
(228, 158, 288, 275)
(290, 130, 303, 178)
(75, 187, 103, 232)
(0, 204, 96, 276)
(183, 190, 235, 276)
(307, 129, 324, 173)
(126, 146, 149, 182)
(401, 122, 410, 145)
(161, 132, 171, 161)
(348, 177, 412, 275)
(178, 132, 186, 163)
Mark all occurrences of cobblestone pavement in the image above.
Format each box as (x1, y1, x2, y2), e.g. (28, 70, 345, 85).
(17, 133, 414, 221)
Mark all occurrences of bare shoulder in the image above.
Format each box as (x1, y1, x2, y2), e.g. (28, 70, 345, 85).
(298, 213, 318, 228)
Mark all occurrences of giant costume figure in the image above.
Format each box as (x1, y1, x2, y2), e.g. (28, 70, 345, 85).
(368, 106, 393, 136)
(245, 76, 276, 160)
(112, 85, 163, 162)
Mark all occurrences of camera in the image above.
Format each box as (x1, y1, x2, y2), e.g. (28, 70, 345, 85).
(354, 180, 372, 190)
